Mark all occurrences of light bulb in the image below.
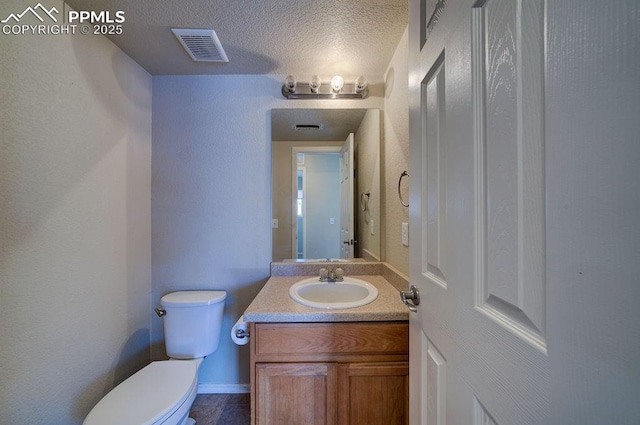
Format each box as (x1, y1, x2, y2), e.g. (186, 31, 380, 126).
(309, 75, 321, 93)
(355, 76, 368, 93)
(331, 75, 344, 92)
(284, 75, 296, 93)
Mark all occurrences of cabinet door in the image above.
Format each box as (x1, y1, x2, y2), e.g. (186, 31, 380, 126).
(338, 362, 409, 425)
(255, 363, 336, 425)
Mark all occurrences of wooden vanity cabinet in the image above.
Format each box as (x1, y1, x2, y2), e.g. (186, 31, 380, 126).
(250, 321, 409, 425)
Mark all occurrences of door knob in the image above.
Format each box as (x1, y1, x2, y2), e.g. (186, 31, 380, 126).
(400, 285, 420, 312)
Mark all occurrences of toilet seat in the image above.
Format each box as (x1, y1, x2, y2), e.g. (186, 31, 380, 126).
(83, 360, 198, 425)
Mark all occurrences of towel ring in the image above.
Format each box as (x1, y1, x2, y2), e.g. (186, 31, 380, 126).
(360, 192, 371, 223)
(398, 171, 409, 207)
(360, 192, 370, 212)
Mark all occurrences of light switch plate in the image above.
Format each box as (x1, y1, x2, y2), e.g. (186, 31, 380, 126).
(272, 219, 278, 229)
(370, 219, 375, 235)
(402, 222, 409, 246)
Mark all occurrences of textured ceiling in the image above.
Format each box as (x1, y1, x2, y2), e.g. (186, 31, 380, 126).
(66, 0, 408, 81)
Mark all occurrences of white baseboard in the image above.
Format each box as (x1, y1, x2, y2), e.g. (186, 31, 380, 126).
(197, 383, 250, 394)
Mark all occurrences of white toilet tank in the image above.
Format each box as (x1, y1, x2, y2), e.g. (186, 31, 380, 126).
(160, 290, 227, 359)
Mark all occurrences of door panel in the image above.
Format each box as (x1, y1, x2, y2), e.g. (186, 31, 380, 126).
(255, 363, 336, 425)
(423, 334, 446, 425)
(422, 53, 448, 290)
(472, 0, 546, 350)
(410, 0, 549, 424)
(338, 362, 409, 425)
(409, 1, 640, 424)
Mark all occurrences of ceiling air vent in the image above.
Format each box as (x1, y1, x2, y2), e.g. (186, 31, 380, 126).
(294, 124, 322, 130)
(171, 28, 229, 63)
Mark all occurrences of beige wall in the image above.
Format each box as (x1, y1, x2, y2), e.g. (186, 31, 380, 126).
(383, 27, 410, 275)
(272, 140, 296, 261)
(355, 109, 382, 260)
(0, 1, 153, 422)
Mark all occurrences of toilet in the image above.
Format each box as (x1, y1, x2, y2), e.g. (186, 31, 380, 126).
(84, 290, 227, 425)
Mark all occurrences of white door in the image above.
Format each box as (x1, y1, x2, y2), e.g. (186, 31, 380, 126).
(408, 1, 640, 424)
(340, 133, 355, 258)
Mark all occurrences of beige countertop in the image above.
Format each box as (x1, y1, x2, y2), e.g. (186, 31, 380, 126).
(243, 274, 409, 323)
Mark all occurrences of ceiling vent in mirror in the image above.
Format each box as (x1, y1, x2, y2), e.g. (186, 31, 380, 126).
(294, 124, 322, 130)
(171, 28, 229, 62)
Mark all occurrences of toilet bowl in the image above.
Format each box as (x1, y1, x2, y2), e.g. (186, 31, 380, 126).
(83, 359, 199, 425)
(84, 291, 226, 425)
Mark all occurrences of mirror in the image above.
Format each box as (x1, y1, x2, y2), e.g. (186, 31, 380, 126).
(271, 109, 381, 262)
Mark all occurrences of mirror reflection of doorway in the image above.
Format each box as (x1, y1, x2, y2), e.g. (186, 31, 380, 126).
(293, 150, 341, 259)
(296, 166, 305, 258)
(271, 109, 381, 262)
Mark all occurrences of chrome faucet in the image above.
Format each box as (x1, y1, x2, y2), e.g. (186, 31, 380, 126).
(319, 267, 344, 282)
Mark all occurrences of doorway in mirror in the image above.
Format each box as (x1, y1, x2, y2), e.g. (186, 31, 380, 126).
(271, 109, 381, 262)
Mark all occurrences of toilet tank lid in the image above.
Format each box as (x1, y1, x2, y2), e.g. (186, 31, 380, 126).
(161, 290, 227, 307)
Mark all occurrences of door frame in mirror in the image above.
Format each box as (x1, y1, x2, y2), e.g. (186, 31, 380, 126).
(291, 146, 342, 259)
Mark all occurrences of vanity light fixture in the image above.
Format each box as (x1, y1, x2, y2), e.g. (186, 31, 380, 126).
(281, 75, 369, 99)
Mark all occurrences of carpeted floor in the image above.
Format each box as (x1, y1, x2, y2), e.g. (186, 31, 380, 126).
(189, 393, 251, 425)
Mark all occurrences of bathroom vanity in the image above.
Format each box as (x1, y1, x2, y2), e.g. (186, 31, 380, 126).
(243, 263, 409, 425)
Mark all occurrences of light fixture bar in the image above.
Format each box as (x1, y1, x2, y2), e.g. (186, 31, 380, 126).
(281, 77, 369, 99)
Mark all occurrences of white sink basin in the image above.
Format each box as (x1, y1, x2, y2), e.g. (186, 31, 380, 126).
(289, 277, 378, 309)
